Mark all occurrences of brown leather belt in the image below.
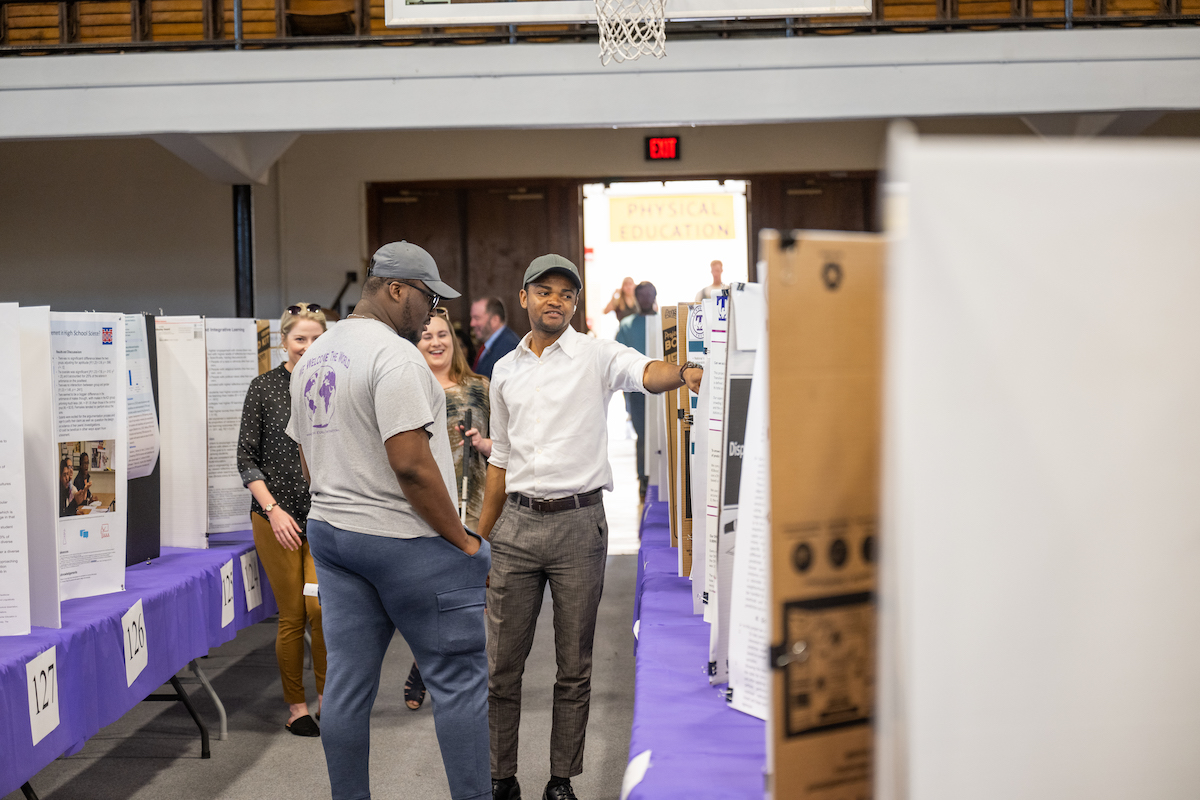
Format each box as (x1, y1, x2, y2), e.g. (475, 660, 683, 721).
(510, 488, 603, 513)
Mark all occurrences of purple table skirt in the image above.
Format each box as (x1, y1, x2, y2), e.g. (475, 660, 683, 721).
(0, 530, 277, 796)
(628, 489, 766, 800)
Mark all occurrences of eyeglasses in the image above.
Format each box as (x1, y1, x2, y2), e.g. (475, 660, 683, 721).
(287, 303, 322, 315)
(394, 280, 441, 311)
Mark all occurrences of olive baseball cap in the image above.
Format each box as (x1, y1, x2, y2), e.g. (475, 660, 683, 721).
(523, 254, 582, 291)
(369, 241, 461, 299)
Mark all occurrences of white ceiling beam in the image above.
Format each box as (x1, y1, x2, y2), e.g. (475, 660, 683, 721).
(1, 28, 1198, 140)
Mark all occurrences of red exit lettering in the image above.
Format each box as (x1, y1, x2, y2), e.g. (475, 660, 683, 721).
(645, 137, 679, 160)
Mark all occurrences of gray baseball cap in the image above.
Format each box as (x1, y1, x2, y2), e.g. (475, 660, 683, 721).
(369, 241, 461, 299)
(523, 254, 582, 291)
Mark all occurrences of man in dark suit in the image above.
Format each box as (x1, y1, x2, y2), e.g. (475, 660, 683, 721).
(470, 297, 521, 380)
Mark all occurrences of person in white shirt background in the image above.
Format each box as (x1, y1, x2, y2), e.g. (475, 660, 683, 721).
(479, 254, 703, 800)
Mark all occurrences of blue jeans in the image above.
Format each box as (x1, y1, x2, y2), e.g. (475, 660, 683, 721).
(307, 518, 492, 800)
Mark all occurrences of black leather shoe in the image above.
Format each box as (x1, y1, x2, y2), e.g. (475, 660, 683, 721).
(493, 776, 522, 800)
(542, 779, 577, 800)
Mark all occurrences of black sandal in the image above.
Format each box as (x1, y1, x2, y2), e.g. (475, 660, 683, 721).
(404, 662, 426, 710)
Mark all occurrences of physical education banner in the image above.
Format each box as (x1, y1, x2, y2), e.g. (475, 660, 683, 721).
(50, 311, 128, 601)
(0, 303, 31, 636)
(205, 319, 257, 534)
(609, 195, 736, 242)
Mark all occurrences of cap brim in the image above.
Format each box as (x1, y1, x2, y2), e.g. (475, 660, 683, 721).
(424, 280, 461, 300)
(526, 267, 582, 291)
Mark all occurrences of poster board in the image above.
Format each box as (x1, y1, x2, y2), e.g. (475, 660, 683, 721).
(50, 312, 129, 601)
(19, 307, 61, 628)
(685, 302, 708, 611)
(126, 314, 162, 565)
(205, 319, 257, 534)
(728, 314, 771, 720)
(877, 131, 1200, 800)
(155, 316, 208, 549)
(676, 303, 700, 578)
(661, 307, 680, 546)
(708, 283, 763, 684)
(0, 303, 31, 636)
(765, 230, 883, 800)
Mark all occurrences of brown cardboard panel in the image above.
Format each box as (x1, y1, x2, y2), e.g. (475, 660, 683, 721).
(677, 302, 698, 578)
(256, 320, 271, 375)
(765, 229, 883, 800)
(661, 306, 680, 547)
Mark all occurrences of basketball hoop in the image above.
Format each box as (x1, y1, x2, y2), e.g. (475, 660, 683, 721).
(595, 0, 667, 65)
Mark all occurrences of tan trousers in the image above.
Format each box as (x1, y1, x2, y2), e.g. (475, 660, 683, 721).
(252, 513, 327, 704)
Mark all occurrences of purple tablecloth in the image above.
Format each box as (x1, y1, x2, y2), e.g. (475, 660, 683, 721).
(0, 530, 277, 796)
(628, 489, 766, 800)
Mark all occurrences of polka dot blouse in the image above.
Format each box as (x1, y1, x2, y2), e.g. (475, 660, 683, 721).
(237, 364, 311, 527)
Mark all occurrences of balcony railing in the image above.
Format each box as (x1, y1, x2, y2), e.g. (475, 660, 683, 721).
(1, 0, 1196, 55)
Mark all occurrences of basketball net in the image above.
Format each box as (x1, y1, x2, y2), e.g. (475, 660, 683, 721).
(595, 0, 667, 65)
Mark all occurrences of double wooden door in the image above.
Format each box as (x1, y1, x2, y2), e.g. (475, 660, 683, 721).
(367, 181, 584, 338)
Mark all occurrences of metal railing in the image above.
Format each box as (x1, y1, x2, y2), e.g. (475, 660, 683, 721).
(1, 0, 1197, 56)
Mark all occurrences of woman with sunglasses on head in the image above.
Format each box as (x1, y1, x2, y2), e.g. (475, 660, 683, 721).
(402, 306, 493, 711)
(237, 302, 329, 737)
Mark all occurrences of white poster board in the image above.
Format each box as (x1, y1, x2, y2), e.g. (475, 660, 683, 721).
(124, 314, 160, 481)
(708, 283, 761, 685)
(20, 307, 61, 628)
(0, 303, 31, 636)
(205, 319, 257, 534)
(50, 312, 128, 600)
(877, 130, 1200, 800)
(155, 317, 208, 549)
(686, 302, 710, 615)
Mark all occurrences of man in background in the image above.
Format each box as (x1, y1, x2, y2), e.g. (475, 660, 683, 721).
(615, 281, 659, 501)
(695, 259, 725, 301)
(471, 296, 521, 379)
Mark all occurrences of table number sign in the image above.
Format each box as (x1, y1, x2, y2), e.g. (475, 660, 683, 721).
(121, 599, 149, 686)
(240, 550, 262, 612)
(220, 559, 236, 628)
(26, 647, 60, 746)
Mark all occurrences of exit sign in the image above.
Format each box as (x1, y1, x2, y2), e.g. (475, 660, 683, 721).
(645, 136, 680, 161)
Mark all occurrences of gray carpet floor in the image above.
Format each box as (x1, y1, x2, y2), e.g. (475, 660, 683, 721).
(8, 555, 637, 800)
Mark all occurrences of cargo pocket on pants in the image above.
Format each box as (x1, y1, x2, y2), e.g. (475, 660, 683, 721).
(436, 586, 487, 656)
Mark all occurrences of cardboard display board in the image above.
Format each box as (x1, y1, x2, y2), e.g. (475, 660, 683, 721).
(0, 303, 31, 636)
(676, 302, 700, 578)
(155, 317, 208, 549)
(765, 230, 883, 800)
(661, 307, 680, 546)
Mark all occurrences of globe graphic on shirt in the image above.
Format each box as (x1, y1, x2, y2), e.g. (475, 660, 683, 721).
(304, 365, 337, 429)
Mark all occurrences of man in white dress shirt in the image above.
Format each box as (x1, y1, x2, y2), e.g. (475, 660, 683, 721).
(479, 255, 703, 800)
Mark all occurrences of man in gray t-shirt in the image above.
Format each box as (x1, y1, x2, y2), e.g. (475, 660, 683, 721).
(287, 241, 491, 800)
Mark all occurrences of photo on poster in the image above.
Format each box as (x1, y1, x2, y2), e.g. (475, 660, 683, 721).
(57, 440, 117, 520)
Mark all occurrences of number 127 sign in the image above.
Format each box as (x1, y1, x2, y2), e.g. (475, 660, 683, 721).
(26, 646, 60, 746)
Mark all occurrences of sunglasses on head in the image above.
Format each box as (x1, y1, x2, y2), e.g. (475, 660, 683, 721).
(287, 303, 322, 315)
(431, 307, 449, 319)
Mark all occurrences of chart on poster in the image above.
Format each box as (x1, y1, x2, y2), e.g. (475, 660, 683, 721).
(50, 312, 128, 601)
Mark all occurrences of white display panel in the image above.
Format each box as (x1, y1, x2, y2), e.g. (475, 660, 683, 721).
(878, 131, 1200, 800)
(205, 319, 257, 534)
(50, 312, 128, 601)
(155, 317, 208, 549)
(0, 303, 31, 636)
(20, 307, 61, 628)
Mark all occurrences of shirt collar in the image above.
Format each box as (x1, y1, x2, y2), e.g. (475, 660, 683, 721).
(515, 325, 581, 360)
(483, 325, 506, 351)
